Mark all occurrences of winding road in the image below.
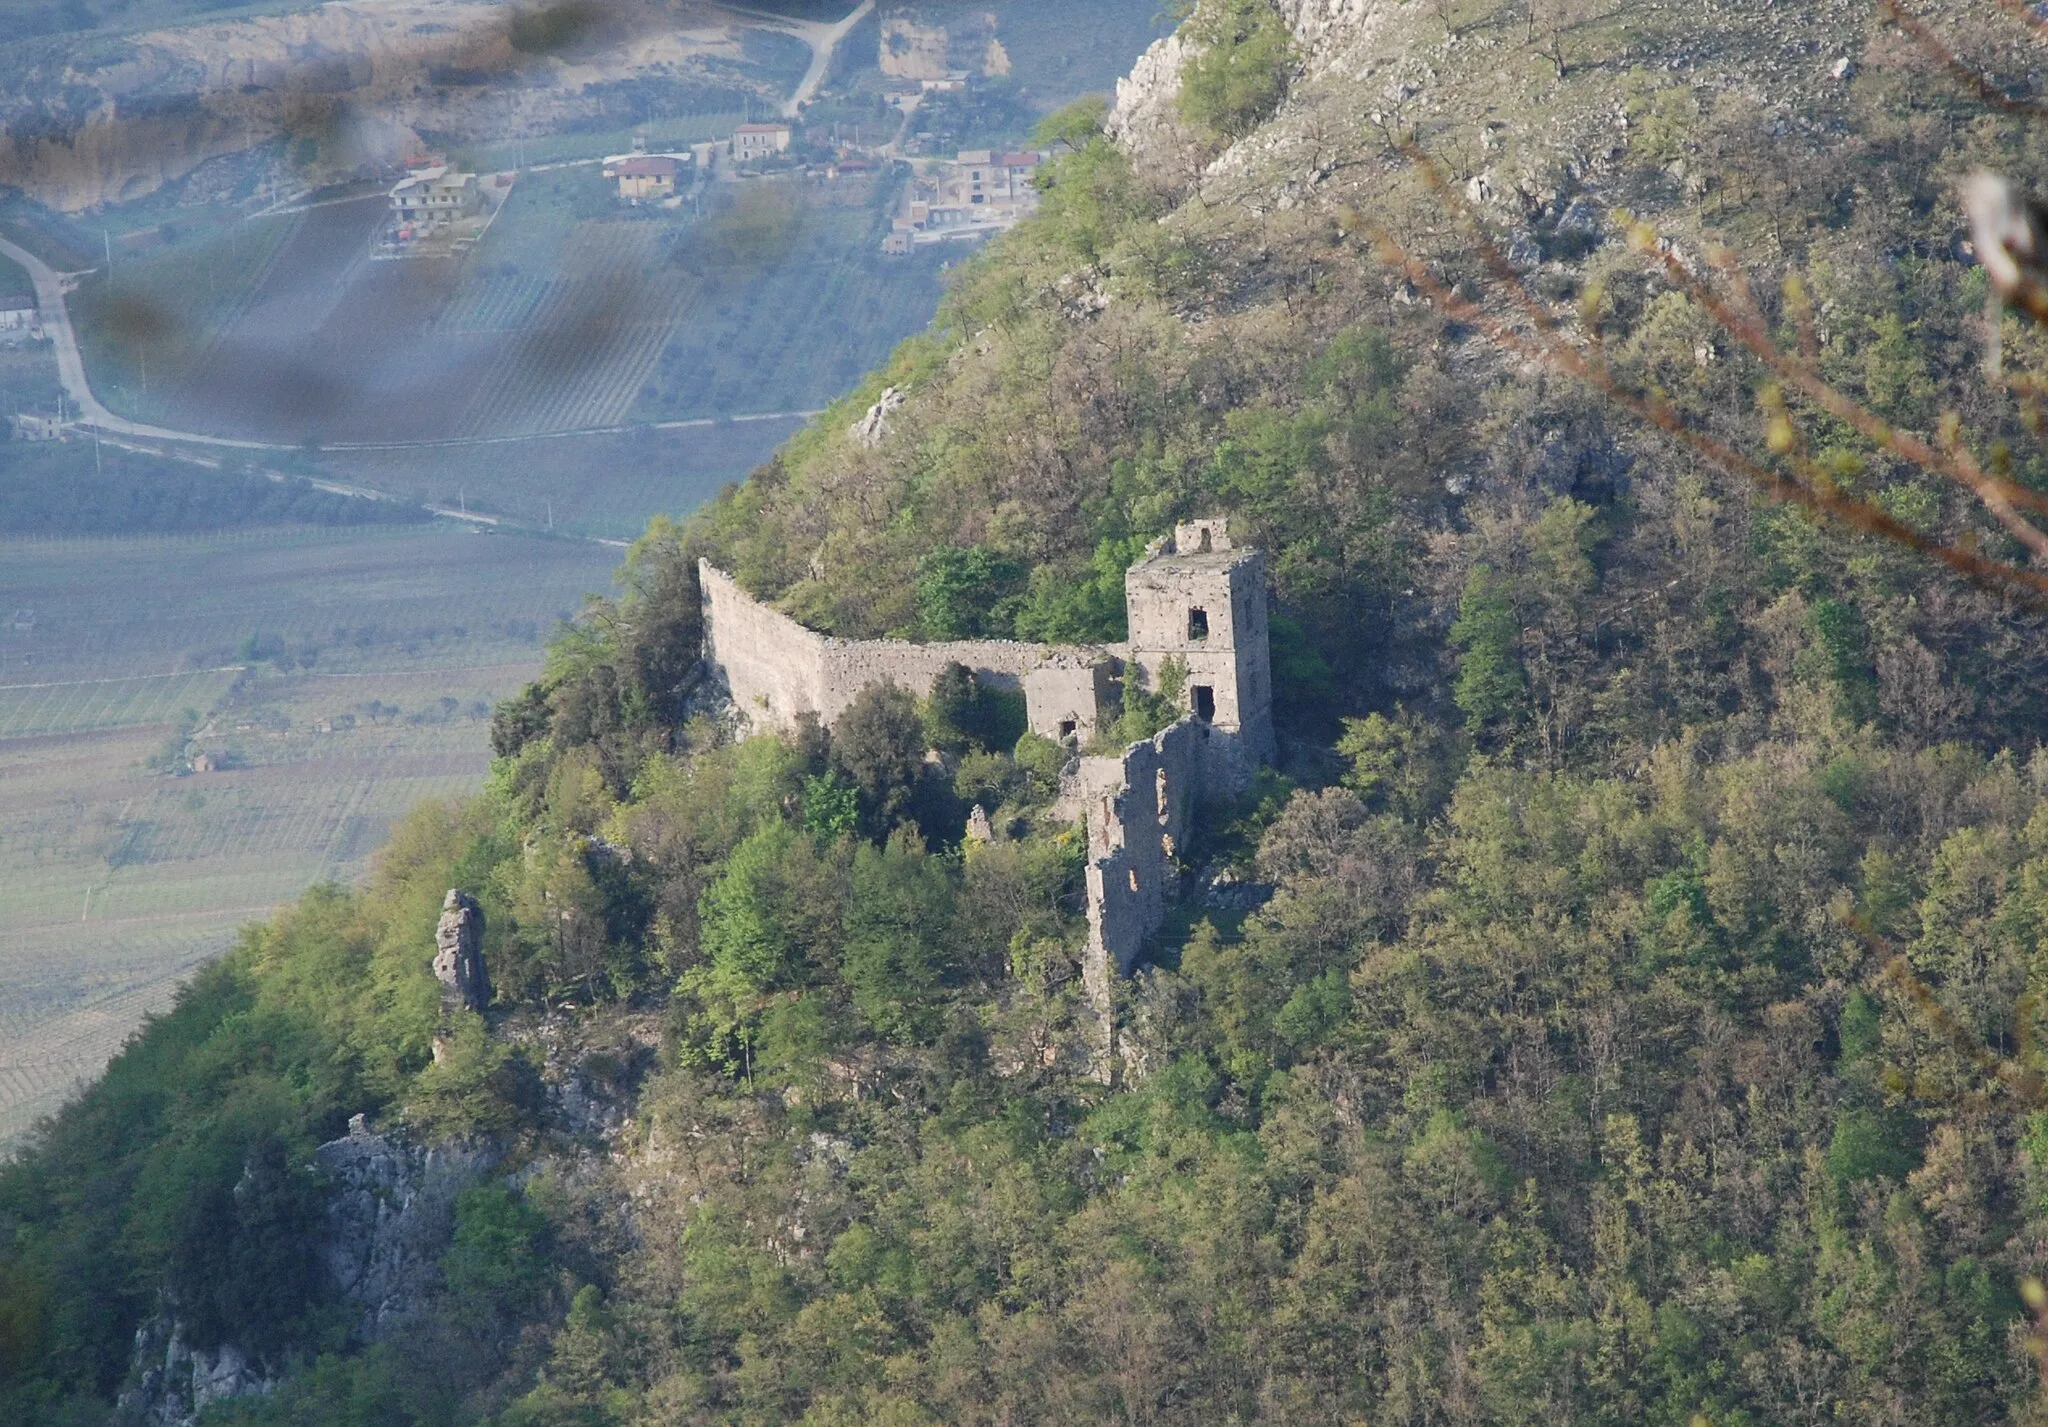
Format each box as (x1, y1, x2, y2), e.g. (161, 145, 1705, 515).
(0, 233, 278, 451)
(0, 2, 874, 456)
(724, 0, 878, 118)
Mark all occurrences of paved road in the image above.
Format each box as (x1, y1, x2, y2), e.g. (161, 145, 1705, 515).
(0, 233, 281, 451)
(723, 0, 877, 118)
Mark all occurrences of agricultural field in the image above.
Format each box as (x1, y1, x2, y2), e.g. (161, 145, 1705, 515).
(65, 159, 942, 452)
(638, 189, 947, 420)
(455, 218, 696, 437)
(314, 413, 804, 540)
(0, 336, 62, 423)
(0, 524, 618, 1145)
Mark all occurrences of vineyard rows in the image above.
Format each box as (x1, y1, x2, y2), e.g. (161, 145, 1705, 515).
(0, 915, 248, 1145)
(456, 223, 695, 437)
(0, 668, 239, 739)
(435, 273, 555, 334)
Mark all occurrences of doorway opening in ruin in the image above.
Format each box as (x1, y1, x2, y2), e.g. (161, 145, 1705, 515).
(1192, 685, 1215, 722)
(1196, 526, 1212, 552)
(1187, 607, 1208, 641)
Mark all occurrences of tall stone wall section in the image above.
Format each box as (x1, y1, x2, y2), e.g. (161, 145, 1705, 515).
(699, 561, 1103, 733)
(1074, 718, 1204, 1009)
(700, 562, 834, 730)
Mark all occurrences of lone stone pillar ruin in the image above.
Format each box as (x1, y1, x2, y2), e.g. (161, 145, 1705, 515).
(433, 889, 489, 1018)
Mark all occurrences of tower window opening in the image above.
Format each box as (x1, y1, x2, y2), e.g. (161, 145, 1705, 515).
(1059, 718, 1077, 739)
(1197, 526, 1212, 551)
(1192, 685, 1215, 722)
(1187, 607, 1208, 642)
(1128, 868, 1140, 893)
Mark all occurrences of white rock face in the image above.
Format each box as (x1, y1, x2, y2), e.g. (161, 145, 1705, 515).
(850, 386, 905, 448)
(1107, 31, 1194, 154)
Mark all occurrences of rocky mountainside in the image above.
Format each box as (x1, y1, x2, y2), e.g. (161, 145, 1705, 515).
(12, 3, 2048, 1426)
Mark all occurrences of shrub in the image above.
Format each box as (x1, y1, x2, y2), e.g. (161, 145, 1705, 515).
(1178, 0, 1295, 139)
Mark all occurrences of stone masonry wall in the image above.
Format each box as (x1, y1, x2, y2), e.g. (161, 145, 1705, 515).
(700, 561, 832, 730)
(700, 561, 1108, 734)
(702, 550, 1267, 1081)
(1073, 717, 1204, 1012)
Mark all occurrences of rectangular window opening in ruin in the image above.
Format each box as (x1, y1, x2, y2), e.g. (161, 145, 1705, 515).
(1128, 868, 1139, 893)
(1197, 526, 1212, 551)
(1192, 685, 1215, 722)
(1187, 607, 1208, 642)
(1059, 718, 1077, 739)
(1156, 767, 1169, 821)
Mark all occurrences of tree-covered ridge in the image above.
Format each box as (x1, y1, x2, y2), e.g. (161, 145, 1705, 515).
(691, 0, 2048, 746)
(13, 0, 2048, 1423)
(16, 657, 2048, 1423)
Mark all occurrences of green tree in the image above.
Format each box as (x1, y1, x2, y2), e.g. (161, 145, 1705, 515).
(916, 547, 1024, 640)
(925, 662, 1023, 755)
(830, 682, 927, 836)
(1450, 563, 1525, 734)
(1178, 0, 1296, 138)
(841, 831, 957, 1043)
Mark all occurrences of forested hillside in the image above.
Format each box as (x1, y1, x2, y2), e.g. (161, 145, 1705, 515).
(13, 1, 2048, 1424)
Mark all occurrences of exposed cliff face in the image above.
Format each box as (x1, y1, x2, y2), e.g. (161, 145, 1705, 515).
(314, 1115, 500, 1343)
(115, 1116, 498, 1427)
(118, 1325, 276, 1427)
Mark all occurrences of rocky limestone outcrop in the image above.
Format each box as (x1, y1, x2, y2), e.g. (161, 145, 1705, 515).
(118, 1115, 496, 1426)
(118, 1325, 274, 1427)
(315, 1113, 500, 1343)
(433, 888, 489, 1016)
(1105, 29, 1196, 163)
(849, 385, 905, 448)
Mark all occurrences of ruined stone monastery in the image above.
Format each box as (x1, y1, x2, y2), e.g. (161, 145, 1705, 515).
(699, 519, 1274, 1033)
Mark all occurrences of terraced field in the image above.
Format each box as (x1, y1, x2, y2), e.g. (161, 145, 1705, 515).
(0, 525, 618, 1146)
(456, 222, 696, 437)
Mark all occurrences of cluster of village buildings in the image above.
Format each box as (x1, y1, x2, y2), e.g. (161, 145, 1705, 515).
(591, 118, 1046, 255)
(0, 298, 59, 441)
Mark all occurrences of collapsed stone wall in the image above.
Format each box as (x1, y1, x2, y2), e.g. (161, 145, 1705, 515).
(702, 552, 1267, 1081)
(1073, 717, 1204, 1010)
(700, 561, 1109, 733)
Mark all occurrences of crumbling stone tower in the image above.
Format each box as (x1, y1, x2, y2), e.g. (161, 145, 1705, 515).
(1123, 519, 1274, 787)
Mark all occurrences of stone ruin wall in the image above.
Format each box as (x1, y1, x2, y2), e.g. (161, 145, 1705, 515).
(702, 557, 1255, 1077)
(700, 560, 1112, 733)
(700, 562, 833, 730)
(1072, 718, 1204, 1012)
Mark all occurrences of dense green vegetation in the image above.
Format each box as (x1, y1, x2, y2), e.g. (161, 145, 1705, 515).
(15, 1, 2048, 1424)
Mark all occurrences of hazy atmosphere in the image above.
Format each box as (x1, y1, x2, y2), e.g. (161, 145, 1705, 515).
(15, 3, 2048, 1427)
(0, 0, 1165, 1143)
